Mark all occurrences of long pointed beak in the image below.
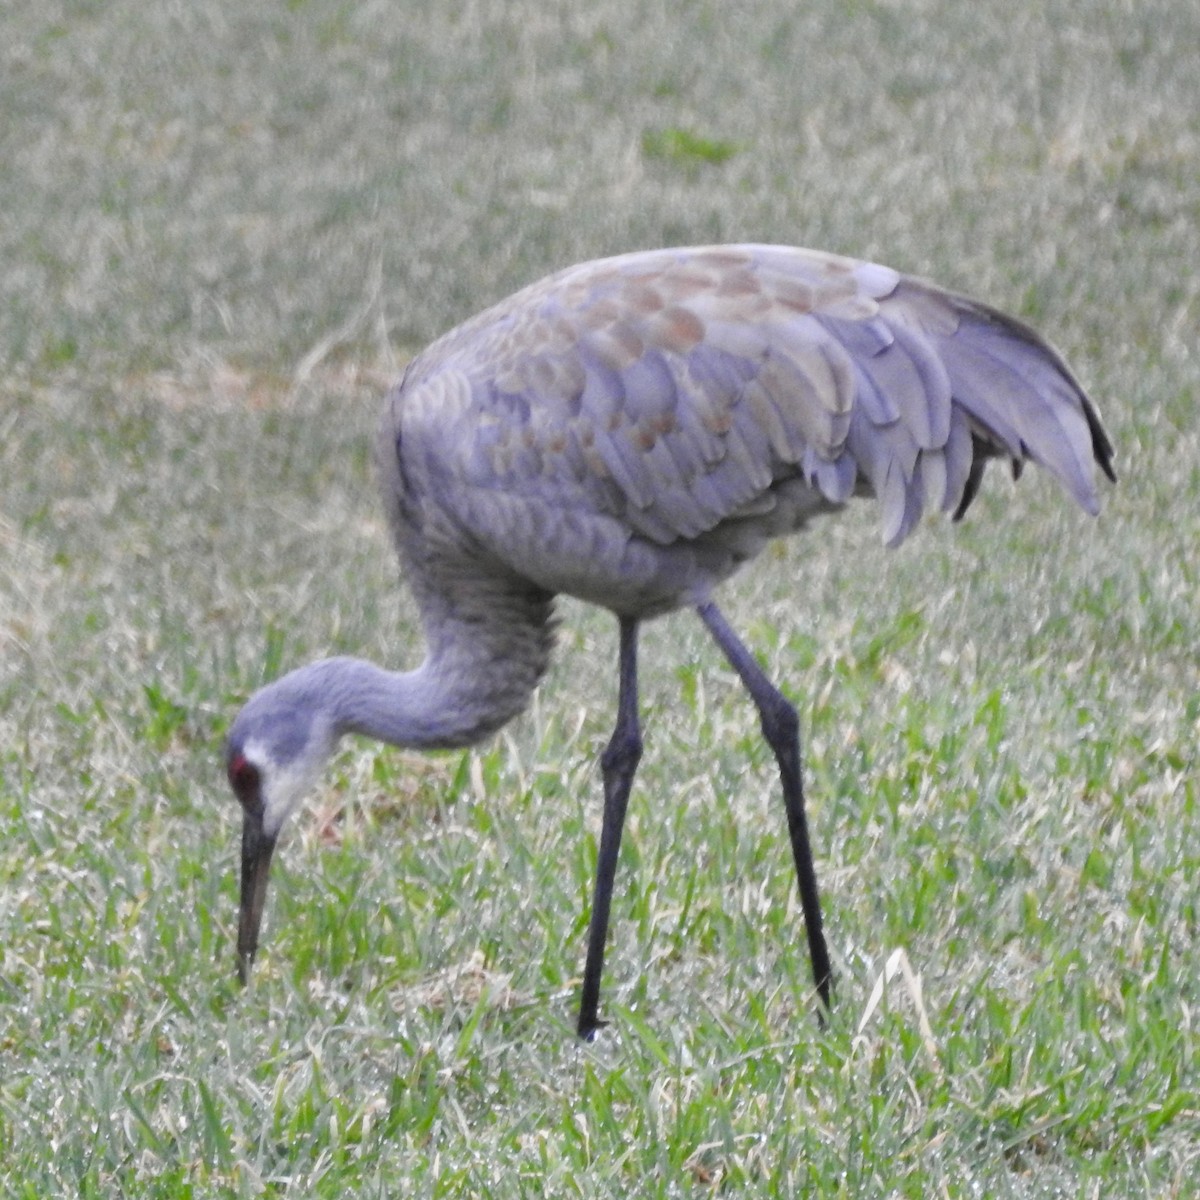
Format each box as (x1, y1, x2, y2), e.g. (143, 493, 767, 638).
(237, 807, 277, 984)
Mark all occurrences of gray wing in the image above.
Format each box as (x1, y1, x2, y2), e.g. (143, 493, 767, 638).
(393, 244, 1114, 554)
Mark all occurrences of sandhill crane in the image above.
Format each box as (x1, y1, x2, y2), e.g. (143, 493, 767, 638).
(224, 244, 1114, 1038)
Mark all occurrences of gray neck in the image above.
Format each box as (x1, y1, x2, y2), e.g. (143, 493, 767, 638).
(285, 593, 556, 753)
(241, 570, 559, 764)
(285, 653, 512, 752)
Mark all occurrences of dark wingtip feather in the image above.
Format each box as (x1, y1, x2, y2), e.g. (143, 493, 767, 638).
(1085, 401, 1118, 483)
(978, 297, 1117, 490)
(952, 447, 988, 521)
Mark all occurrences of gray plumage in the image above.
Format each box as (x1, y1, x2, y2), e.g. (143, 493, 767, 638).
(225, 244, 1114, 1036)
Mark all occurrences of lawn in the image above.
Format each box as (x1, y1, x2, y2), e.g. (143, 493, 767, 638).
(2, 0, 1198, 1195)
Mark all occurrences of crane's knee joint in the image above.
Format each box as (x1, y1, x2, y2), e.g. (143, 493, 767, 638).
(601, 728, 643, 776)
(758, 690, 799, 752)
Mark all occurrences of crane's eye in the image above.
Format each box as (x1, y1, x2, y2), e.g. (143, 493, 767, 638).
(227, 752, 261, 808)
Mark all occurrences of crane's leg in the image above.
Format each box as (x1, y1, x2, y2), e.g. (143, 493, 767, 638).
(577, 616, 642, 1039)
(697, 601, 833, 1015)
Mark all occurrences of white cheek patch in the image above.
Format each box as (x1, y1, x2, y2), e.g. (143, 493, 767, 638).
(240, 735, 330, 840)
(266, 762, 323, 839)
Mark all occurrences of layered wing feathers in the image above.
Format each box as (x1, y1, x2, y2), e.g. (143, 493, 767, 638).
(398, 245, 1113, 554)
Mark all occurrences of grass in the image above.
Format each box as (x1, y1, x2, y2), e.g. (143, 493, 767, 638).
(2, 0, 1199, 1194)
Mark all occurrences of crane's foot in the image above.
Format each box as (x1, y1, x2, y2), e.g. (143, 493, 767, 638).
(577, 1011, 608, 1041)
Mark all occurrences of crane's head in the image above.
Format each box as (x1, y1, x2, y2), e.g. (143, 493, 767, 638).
(224, 673, 338, 984)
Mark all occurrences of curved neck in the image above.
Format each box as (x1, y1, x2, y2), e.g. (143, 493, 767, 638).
(289, 595, 556, 753)
(314, 653, 518, 751)
(258, 572, 558, 757)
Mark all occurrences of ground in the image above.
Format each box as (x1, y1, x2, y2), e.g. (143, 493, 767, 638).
(1, 0, 1198, 1194)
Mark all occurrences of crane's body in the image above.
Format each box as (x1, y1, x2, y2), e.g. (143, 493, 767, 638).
(225, 244, 1114, 1037)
